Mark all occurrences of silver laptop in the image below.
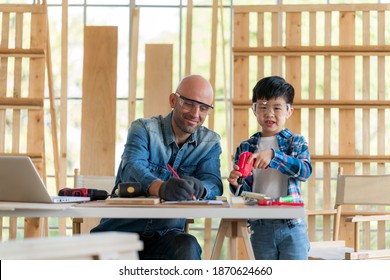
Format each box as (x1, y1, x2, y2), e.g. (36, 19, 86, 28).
(0, 156, 90, 203)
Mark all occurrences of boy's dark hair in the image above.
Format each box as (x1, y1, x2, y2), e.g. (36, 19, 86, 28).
(252, 76, 295, 105)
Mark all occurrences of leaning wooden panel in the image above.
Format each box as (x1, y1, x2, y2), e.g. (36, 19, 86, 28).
(78, 26, 117, 234)
(81, 26, 117, 177)
(144, 44, 172, 118)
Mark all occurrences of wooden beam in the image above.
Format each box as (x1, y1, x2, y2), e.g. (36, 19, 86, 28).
(0, 48, 45, 57)
(128, 7, 139, 125)
(233, 45, 390, 56)
(234, 4, 390, 13)
(233, 99, 390, 109)
(0, 97, 43, 109)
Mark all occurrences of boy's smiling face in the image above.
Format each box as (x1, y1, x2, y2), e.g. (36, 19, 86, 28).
(252, 97, 293, 137)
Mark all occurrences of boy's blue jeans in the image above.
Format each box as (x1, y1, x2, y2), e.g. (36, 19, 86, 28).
(138, 229, 202, 260)
(249, 219, 310, 260)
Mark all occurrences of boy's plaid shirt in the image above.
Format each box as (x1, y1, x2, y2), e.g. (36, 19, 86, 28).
(230, 128, 312, 204)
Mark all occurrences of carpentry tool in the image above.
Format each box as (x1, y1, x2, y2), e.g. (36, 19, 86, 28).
(235, 151, 254, 195)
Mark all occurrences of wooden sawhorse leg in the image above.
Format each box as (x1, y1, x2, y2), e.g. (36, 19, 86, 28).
(210, 219, 255, 260)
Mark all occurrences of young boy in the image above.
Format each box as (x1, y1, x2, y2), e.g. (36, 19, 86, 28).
(228, 76, 312, 260)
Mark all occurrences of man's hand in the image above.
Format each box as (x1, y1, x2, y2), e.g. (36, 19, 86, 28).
(159, 177, 194, 201)
(182, 175, 206, 199)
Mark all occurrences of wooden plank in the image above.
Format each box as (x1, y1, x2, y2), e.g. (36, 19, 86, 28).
(377, 10, 386, 250)
(185, 0, 193, 76)
(79, 26, 118, 234)
(0, 48, 45, 57)
(0, 97, 44, 109)
(0, 232, 143, 260)
(257, 12, 264, 78)
(144, 44, 172, 117)
(310, 155, 390, 163)
(9, 12, 24, 241)
(285, 12, 301, 134)
(0, 4, 46, 14)
(233, 12, 249, 150)
(0, 12, 10, 153)
(81, 26, 117, 176)
(208, 0, 218, 130)
(307, 11, 316, 240)
(338, 11, 355, 178)
(234, 4, 390, 13)
(58, 0, 69, 237)
(271, 11, 282, 74)
(232, 99, 390, 109)
(322, 10, 332, 241)
(105, 197, 160, 205)
(339, 12, 358, 247)
(25, 5, 47, 238)
(233, 45, 390, 56)
(361, 10, 371, 250)
(128, 7, 139, 125)
(46, 16, 60, 193)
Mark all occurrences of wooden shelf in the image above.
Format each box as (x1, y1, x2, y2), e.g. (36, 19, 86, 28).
(0, 97, 44, 110)
(233, 99, 390, 109)
(233, 45, 390, 57)
(0, 48, 45, 58)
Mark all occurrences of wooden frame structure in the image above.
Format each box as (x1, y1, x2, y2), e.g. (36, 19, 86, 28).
(233, 4, 390, 248)
(0, 1, 51, 239)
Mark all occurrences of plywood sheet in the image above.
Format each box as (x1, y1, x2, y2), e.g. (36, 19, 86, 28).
(81, 26, 117, 176)
(144, 44, 172, 117)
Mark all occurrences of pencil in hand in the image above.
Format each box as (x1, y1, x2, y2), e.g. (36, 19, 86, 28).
(167, 164, 196, 200)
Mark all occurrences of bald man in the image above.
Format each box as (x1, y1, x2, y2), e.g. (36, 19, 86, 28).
(91, 75, 223, 260)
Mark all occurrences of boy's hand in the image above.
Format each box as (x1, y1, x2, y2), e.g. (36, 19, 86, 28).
(227, 164, 242, 187)
(249, 149, 274, 169)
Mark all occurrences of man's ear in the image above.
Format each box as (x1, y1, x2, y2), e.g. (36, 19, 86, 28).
(169, 93, 175, 108)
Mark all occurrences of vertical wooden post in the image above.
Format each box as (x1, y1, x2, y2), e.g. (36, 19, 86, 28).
(338, 11, 356, 246)
(24, 5, 48, 238)
(128, 7, 139, 125)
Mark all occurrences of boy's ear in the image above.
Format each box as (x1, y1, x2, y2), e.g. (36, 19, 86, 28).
(286, 107, 294, 119)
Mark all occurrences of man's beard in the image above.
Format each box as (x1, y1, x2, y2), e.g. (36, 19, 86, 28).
(173, 112, 200, 134)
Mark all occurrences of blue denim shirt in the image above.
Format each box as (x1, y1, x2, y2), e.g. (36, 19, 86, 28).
(91, 112, 223, 235)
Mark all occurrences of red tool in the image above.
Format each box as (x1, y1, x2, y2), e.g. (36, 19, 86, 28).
(237, 151, 253, 181)
(58, 188, 109, 201)
(258, 200, 304, 207)
(234, 152, 254, 196)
